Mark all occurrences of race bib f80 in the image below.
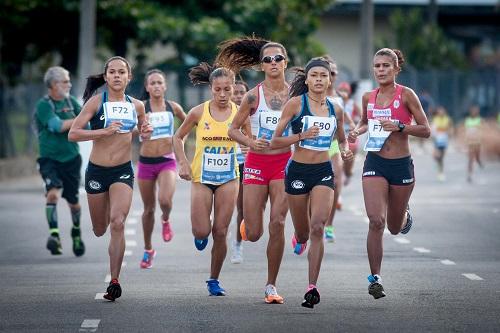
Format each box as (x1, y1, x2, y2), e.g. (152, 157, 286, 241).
(299, 115, 337, 151)
(257, 111, 289, 140)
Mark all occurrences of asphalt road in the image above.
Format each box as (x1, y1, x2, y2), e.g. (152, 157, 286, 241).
(1, 142, 499, 332)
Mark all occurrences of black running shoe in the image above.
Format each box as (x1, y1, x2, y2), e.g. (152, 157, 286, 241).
(301, 287, 320, 308)
(400, 206, 413, 235)
(71, 227, 85, 257)
(368, 275, 386, 299)
(46, 235, 62, 255)
(103, 279, 122, 301)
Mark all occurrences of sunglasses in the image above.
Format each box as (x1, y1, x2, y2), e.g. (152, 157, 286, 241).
(261, 54, 286, 64)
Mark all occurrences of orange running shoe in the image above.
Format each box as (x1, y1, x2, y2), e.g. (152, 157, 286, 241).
(264, 284, 284, 304)
(239, 219, 248, 241)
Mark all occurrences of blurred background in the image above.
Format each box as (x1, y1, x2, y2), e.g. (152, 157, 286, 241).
(0, 0, 498, 177)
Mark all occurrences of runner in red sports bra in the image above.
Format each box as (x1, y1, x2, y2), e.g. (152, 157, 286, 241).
(348, 48, 430, 300)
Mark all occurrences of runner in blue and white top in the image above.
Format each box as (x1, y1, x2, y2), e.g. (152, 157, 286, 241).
(270, 57, 353, 309)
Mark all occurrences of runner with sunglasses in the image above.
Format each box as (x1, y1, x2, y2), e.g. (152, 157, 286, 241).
(270, 57, 353, 308)
(348, 48, 430, 299)
(216, 37, 290, 304)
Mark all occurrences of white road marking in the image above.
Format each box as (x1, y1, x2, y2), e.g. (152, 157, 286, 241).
(440, 259, 456, 265)
(104, 274, 111, 282)
(126, 240, 137, 247)
(125, 229, 136, 236)
(124, 250, 133, 256)
(462, 273, 483, 281)
(95, 293, 105, 300)
(394, 237, 411, 244)
(127, 218, 138, 225)
(80, 319, 100, 332)
(413, 247, 431, 253)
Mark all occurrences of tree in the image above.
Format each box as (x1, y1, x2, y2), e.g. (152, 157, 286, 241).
(377, 8, 467, 70)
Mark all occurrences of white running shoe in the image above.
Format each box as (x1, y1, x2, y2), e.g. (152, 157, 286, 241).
(230, 240, 243, 264)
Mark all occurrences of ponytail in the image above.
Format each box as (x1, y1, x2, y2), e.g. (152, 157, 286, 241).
(374, 48, 405, 70)
(189, 62, 235, 86)
(289, 67, 308, 98)
(215, 36, 287, 73)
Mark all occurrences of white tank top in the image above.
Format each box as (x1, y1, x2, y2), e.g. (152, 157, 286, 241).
(250, 83, 274, 136)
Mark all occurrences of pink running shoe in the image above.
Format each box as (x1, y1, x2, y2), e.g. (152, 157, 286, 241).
(140, 249, 156, 269)
(292, 234, 307, 255)
(162, 220, 174, 242)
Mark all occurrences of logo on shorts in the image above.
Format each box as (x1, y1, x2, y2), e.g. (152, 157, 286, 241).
(363, 171, 376, 176)
(393, 100, 400, 109)
(244, 167, 261, 175)
(291, 180, 305, 189)
(100, 114, 105, 121)
(402, 178, 414, 184)
(119, 174, 131, 180)
(321, 175, 332, 181)
(88, 180, 101, 190)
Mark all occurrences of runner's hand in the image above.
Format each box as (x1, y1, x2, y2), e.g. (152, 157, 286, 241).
(380, 119, 399, 132)
(251, 137, 270, 151)
(340, 149, 354, 161)
(178, 162, 192, 181)
(348, 129, 359, 143)
(104, 121, 123, 136)
(302, 126, 320, 140)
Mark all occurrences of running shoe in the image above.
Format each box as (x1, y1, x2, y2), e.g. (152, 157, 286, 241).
(140, 249, 156, 269)
(71, 227, 85, 257)
(301, 286, 320, 308)
(264, 284, 284, 304)
(206, 279, 226, 296)
(46, 235, 62, 255)
(194, 238, 208, 251)
(162, 220, 174, 242)
(292, 234, 307, 255)
(400, 206, 413, 235)
(230, 240, 243, 264)
(239, 219, 248, 241)
(103, 279, 122, 301)
(368, 274, 386, 299)
(324, 226, 335, 243)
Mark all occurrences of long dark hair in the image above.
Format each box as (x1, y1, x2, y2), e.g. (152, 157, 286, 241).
(215, 36, 287, 73)
(188, 62, 235, 86)
(289, 57, 331, 98)
(82, 56, 131, 103)
(141, 69, 167, 100)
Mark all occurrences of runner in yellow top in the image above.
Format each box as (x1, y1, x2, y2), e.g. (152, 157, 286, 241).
(431, 106, 452, 181)
(173, 63, 250, 296)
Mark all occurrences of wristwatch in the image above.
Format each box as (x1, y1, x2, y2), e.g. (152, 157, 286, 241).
(398, 122, 406, 132)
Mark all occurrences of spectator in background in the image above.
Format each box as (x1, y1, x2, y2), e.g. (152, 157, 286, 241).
(34, 66, 85, 257)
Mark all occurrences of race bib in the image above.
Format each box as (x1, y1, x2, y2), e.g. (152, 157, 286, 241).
(201, 153, 236, 185)
(434, 133, 448, 147)
(364, 119, 397, 151)
(103, 101, 137, 133)
(149, 111, 174, 140)
(257, 111, 289, 140)
(299, 115, 337, 151)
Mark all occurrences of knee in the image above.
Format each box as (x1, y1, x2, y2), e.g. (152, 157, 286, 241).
(309, 221, 325, 240)
(46, 191, 59, 204)
(211, 226, 228, 241)
(268, 217, 285, 237)
(109, 215, 125, 233)
(158, 198, 173, 212)
(368, 215, 385, 232)
(246, 224, 263, 242)
(142, 205, 155, 218)
(93, 227, 106, 237)
(192, 226, 210, 240)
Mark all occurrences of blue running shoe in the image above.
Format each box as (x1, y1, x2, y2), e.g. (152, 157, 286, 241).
(206, 279, 226, 296)
(194, 238, 208, 251)
(400, 206, 413, 235)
